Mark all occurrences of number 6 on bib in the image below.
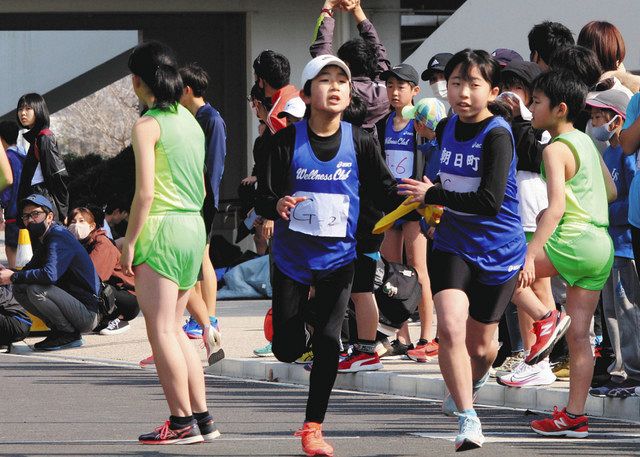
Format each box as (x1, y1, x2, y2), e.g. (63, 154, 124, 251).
(289, 191, 350, 238)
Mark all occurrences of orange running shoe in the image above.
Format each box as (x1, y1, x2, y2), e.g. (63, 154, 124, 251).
(294, 422, 334, 457)
(407, 339, 439, 363)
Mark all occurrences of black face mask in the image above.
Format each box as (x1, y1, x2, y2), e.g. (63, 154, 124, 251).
(27, 220, 48, 240)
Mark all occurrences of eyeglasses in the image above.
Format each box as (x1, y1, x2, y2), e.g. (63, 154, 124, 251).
(21, 210, 47, 222)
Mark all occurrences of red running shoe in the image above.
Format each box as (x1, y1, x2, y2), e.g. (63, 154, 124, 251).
(530, 406, 588, 438)
(407, 340, 439, 363)
(526, 310, 571, 365)
(138, 420, 204, 444)
(338, 351, 383, 373)
(294, 422, 334, 456)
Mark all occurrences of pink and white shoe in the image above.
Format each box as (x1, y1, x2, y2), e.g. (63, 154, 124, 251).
(498, 359, 556, 387)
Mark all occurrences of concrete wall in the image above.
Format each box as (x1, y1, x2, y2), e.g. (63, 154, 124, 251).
(405, 0, 640, 95)
(0, 31, 137, 116)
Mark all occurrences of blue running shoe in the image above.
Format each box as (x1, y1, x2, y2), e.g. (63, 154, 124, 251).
(183, 316, 203, 339)
(443, 371, 490, 417)
(455, 413, 484, 451)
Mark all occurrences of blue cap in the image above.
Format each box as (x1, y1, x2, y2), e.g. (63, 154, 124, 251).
(20, 194, 54, 213)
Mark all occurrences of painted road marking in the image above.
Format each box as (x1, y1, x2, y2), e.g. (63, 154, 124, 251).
(410, 431, 640, 444)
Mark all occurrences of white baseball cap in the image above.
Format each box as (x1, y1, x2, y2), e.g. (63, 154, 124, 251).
(277, 97, 307, 119)
(301, 55, 351, 87)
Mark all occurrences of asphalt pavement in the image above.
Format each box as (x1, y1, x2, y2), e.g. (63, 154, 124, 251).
(2, 353, 640, 457)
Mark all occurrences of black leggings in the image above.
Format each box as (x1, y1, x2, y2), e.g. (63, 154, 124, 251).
(110, 289, 140, 322)
(271, 262, 354, 423)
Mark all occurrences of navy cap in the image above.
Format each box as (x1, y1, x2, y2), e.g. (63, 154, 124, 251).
(381, 63, 420, 86)
(492, 48, 524, 67)
(421, 52, 453, 81)
(20, 194, 54, 213)
(501, 61, 542, 86)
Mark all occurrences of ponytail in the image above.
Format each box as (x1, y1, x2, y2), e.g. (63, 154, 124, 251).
(128, 41, 183, 110)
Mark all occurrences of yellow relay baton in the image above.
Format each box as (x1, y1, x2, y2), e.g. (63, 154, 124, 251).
(372, 197, 443, 234)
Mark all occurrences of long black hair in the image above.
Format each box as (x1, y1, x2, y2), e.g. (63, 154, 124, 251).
(128, 40, 183, 110)
(16, 93, 50, 130)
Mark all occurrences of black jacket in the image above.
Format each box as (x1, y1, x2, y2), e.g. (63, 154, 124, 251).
(19, 127, 69, 221)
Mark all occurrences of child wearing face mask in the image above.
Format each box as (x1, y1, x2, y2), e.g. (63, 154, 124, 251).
(585, 88, 640, 397)
(68, 206, 139, 335)
(421, 52, 453, 110)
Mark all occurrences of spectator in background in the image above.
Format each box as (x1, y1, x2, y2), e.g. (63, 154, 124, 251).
(528, 21, 574, 70)
(578, 21, 640, 94)
(104, 196, 130, 240)
(491, 48, 524, 68)
(276, 97, 306, 127)
(252, 50, 299, 135)
(179, 63, 226, 365)
(421, 52, 453, 106)
(0, 121, 26, 268)
(0, 194, 102, 351)
(16, 93, 69, 222)
(311, 0, 391, 134)
(67, 205, 139, 335)
(0, 286, 31, 350)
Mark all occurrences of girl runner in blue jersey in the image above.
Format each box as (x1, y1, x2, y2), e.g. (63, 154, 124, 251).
(399, 49, 540, 451)
(257, 54, 401, 457)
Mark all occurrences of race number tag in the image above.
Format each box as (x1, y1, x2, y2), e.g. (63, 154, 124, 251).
(385, 149, 414, 179)
(289, 191, 350, 238)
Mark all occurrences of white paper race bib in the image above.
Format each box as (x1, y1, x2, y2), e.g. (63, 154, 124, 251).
(289, 191, 350, 238)
(385, 149, 414, 179)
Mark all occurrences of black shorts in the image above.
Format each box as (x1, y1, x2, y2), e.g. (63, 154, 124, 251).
(428, 249, 518, 324)
(351, 253, 378, 293)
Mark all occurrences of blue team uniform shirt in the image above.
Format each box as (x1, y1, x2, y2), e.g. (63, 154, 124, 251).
(435, 115, 526, 284)
(603, 143, 636, 258)
(272, 121, 360, 285)
(384, 112, 416, 181)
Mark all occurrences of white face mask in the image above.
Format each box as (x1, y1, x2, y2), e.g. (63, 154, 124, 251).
(68, 222, 93, 241)
(430, 80, 448, 100)
(590, 115, 618, 142)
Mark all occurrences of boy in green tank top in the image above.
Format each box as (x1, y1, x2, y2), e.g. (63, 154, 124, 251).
(512, 70, 616, 438)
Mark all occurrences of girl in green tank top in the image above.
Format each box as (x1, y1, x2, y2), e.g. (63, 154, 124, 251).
(122, 41, 217, 445)
(511, 70, 615, 437)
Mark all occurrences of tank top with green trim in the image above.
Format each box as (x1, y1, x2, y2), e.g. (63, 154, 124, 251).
(541, 129, 608, 228)
(144, 103, 205, 215)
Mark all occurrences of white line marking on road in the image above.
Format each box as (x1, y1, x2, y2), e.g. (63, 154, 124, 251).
(0, 436, 361, 445)
(409, 431, 640, 444)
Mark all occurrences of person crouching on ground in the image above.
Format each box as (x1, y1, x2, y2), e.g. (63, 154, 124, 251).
(0, 194, 102, 351)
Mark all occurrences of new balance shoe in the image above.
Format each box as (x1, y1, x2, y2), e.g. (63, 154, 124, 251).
(443, 372, 489, 417)
(253, 342, 273, 357)
(497, 359, 556, 387)
(197, 416, 221, 442)
(455, 414, 484, 452)
(139, 355, 155, 368)
(492, 351, 525, 377)
(294, 422, 334, 457)
(295, 349, 314, 364)
(406, 339, 439, 363)
(183, 317, 203, 339)
(33, 332, 83, 351)
(138, 420, 204, 445)
(530, 406, 588, 438)
(99, 318, 131, 335)
(526, 310, 571, 365)
(338, 351, 383, 373)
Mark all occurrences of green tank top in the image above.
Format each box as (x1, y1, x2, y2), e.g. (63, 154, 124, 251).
(541, 129, 609, 227)
(144, 103, 205, 215)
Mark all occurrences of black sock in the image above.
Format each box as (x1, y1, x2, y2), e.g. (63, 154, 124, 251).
(565, 410, 583, 419)
(355, 339, 376, 354)
(193, 411, 211, 422)
(542, 311, 553, 320)
(418, 338, 430, 346)
(169, 415, 194, 429)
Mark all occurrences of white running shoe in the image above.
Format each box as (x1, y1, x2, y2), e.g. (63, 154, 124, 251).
(455, 414, 484, 451)
(497, 359, 556, 387)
